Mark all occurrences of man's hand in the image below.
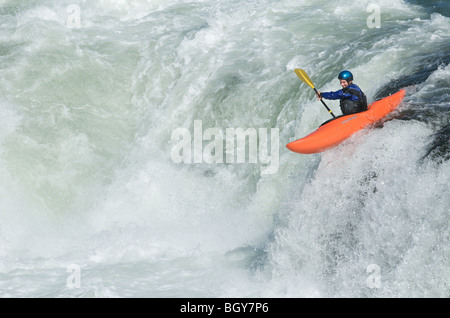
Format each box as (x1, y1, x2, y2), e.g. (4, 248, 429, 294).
(316, 91, 322, 100)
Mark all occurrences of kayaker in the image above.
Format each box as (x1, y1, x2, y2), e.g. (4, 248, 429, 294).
(316, 70, 368, 115)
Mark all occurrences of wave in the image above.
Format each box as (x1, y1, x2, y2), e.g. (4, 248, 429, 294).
(0, 0, 448, 297)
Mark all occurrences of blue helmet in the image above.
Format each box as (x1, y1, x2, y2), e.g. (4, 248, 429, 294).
(338, 70, 353, 82)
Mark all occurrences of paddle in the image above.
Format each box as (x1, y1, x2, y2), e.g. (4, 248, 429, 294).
(294, 69, 336, 118)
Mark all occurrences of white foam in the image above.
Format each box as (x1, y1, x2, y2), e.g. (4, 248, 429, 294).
(0, 0, 448, 297)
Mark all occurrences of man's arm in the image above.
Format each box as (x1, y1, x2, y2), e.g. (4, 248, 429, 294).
(320, 89, 346, 100)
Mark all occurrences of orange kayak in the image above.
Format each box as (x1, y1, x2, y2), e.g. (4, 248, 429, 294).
(286, 89, 406, 154)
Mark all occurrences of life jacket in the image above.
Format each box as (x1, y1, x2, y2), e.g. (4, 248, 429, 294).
(340, 84, 368, 115)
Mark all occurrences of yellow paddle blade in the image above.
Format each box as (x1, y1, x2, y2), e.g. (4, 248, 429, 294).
(294, 69, 315, 89)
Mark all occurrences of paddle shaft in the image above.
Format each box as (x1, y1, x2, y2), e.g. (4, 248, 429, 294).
(313, 87, 336, 118)
(294, 69, 336, 119)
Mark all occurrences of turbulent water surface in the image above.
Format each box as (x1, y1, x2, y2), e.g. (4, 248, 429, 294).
(0, 0, 449, 297)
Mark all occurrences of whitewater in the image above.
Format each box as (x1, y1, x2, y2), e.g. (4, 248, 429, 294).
(0, 0, 448, 297)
